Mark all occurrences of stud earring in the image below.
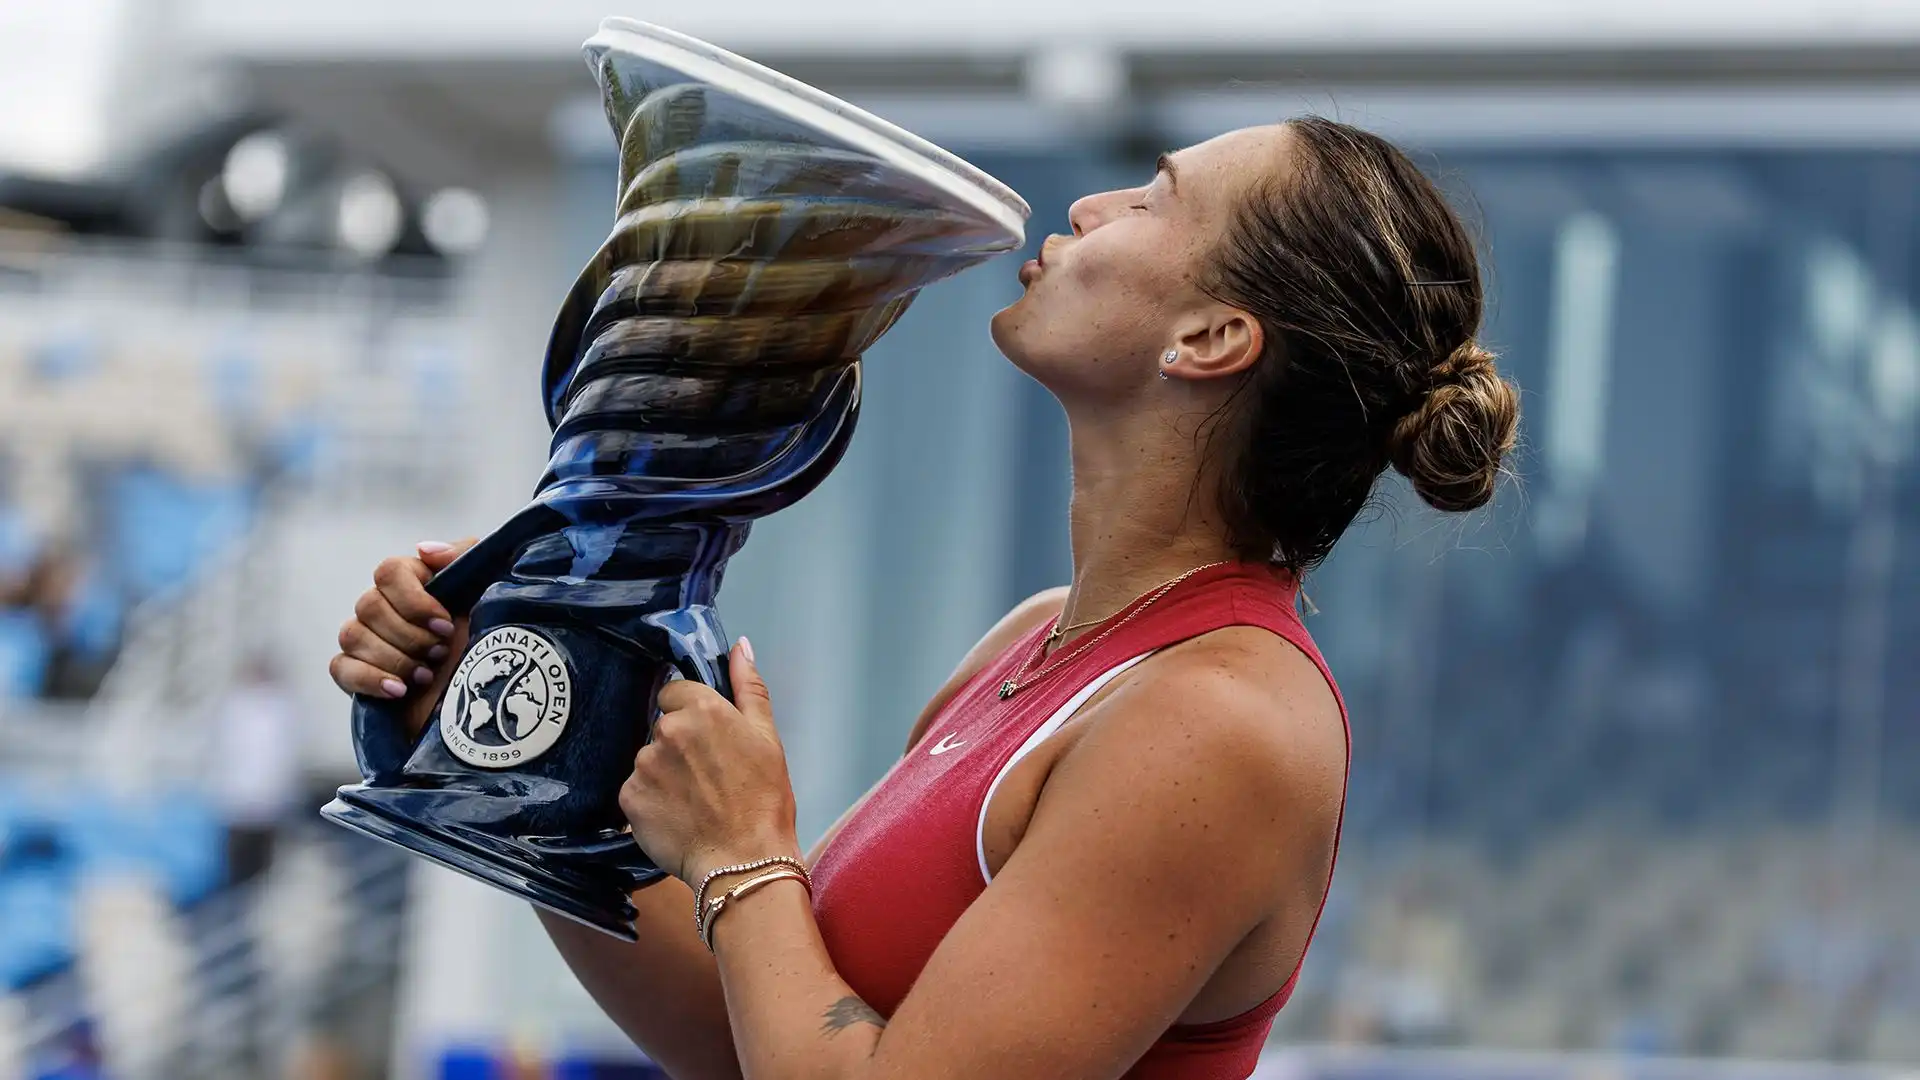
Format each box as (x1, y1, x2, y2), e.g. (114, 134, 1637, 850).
(1162, 350, 1177, 364)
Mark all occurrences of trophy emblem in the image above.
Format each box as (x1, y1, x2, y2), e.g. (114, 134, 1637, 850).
(321, 17, 1028, 938)
(438, 627, 575, 769)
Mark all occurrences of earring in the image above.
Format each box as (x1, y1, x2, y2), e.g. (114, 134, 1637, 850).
(1162, 350, 1177, 364)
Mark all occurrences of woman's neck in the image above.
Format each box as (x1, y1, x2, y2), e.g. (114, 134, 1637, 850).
(1057, 412, 1239, 639)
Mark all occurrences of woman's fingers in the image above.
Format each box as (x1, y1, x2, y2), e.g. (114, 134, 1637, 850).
(329, 652, 409, 699)
(331, 543, 478, 745)
(353, 585, 445, 659)
(337, 616, 434, 687)
(373, 555, 457, 638)
(416, 537, 478, 571)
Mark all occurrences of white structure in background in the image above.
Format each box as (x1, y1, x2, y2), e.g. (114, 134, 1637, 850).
(72, 876, 197, 1080)
(0, 0, 129, 177)
(1534, 212, 1622, 562)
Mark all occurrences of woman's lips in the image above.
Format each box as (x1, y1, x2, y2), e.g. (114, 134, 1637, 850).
(1019, 258, 1041, 285)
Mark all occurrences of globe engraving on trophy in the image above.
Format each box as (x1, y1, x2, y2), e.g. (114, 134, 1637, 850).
(321, 18, 1028, 939)
(438, 627, 574, 769)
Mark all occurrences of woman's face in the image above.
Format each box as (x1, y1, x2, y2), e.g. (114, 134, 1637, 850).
(989, 124, 1286, 403)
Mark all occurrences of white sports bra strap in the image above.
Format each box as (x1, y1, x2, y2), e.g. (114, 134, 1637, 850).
(975, 649, 1158, 884)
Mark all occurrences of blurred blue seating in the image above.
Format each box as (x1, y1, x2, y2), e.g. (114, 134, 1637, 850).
(106, 467, 254, 597)
(54, 789, 224, 907)
(0, 507, 36, 578)
(0, 611, 50, 699)
(52, 572, 120, 666)
(0, 865, 76, 990)
(0, 781, 228, 990)
(133, 794, 225, 906)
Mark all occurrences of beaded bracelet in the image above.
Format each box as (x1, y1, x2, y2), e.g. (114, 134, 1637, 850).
(692, 855, 810, 934)
(699, 867, 811, 952)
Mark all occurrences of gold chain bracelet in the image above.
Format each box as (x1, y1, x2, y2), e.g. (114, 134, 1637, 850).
(692, 855, 810, 934)
(698, 867, 811, 952)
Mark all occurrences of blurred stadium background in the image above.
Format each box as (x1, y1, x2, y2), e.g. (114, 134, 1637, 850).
(1, 1, 1916, 1078)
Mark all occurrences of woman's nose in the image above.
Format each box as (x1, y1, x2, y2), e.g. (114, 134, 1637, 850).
(1067, 192, 1106, 237)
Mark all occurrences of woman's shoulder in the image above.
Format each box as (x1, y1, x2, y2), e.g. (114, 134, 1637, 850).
(1066, 626, 1347, 830)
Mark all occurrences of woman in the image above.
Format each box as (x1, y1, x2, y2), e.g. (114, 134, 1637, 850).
(330, 116, 1518, 1080)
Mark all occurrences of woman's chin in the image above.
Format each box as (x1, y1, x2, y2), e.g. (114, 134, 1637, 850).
(987, 304, 1026, 360)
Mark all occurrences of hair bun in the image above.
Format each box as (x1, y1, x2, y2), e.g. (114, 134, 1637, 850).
(1387, 342, 1518, 512)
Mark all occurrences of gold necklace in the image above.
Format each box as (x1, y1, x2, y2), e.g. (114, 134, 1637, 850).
(1042, 613, 1109, 649)
(998, 560, 1232, 700)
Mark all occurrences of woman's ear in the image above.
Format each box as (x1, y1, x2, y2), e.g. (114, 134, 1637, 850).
(1174, 308, 1263, 380)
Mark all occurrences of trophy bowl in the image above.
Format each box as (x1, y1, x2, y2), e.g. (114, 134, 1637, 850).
(322, 18, 1028, 939)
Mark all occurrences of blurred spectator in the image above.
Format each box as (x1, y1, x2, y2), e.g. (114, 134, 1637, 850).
(209, 651, 303, 885)
(0, 544, 118, 700)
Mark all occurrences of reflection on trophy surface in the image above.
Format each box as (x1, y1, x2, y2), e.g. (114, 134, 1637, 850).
(322, 18, 1028, 939)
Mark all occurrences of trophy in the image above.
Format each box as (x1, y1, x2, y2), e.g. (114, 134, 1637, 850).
(322, 18, 1028, 939)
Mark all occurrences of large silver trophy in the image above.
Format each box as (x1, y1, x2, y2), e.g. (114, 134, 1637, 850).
(323, 18, 1028, 938)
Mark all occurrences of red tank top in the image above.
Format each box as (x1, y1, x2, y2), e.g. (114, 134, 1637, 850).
(810, 562, 1351, 1080)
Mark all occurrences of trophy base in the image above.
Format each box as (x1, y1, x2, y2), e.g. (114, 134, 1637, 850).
(322, 786, 663, 941)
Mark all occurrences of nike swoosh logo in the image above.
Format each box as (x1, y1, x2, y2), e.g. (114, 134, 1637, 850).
(929, 733, 966, 756)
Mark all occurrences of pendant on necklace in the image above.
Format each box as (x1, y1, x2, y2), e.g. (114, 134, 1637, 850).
(998, 680, 1018, 700)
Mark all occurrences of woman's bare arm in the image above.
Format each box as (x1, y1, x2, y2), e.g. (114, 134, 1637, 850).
(698, 631, 1347, 1080)
(533, 586, 1068, 1080)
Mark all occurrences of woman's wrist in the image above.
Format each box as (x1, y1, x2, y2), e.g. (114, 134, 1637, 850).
(685, 834, 803, 886)
(699, 866, 811, 952)
(687, 841, 808, 938)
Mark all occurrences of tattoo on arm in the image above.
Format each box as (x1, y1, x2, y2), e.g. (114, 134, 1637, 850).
(820, 996, 887, 1038)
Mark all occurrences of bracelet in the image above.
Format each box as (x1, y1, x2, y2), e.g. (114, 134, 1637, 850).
(693, 855, 810, 933)
(698, 867, 810, 952)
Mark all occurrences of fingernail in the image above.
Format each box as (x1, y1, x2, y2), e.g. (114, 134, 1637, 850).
(380, 678, 407, 698)
(412, 666, 435, 686)
(417, 541, 454, 554)
(738, 636, 755, 664)
(428, 644, 449, 661)
(428, 618, 456, 637)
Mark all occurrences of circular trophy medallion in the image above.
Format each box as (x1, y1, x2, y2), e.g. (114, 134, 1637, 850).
(438, 627, 574, 769)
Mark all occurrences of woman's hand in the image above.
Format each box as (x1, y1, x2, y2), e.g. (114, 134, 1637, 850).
(327, 539, 476, 738)
(620, 640, 802, 884)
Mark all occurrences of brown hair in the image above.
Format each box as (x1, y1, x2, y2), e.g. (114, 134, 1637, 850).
(1199, 116, 1519, 571)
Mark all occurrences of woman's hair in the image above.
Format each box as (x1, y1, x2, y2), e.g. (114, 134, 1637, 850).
(1199, 115, 1519, 572)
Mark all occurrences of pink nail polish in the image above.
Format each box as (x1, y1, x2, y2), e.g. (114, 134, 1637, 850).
(413, 666, 435, 686)
(417, 541, 454, 554)
(380, 678, 407, 698)
(738, 636, 755, 664)
(428, 644, 449, 661)
(428, 618, 456, 637)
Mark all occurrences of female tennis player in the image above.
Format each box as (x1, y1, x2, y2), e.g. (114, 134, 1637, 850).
(330, 116, 1518, 1080)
